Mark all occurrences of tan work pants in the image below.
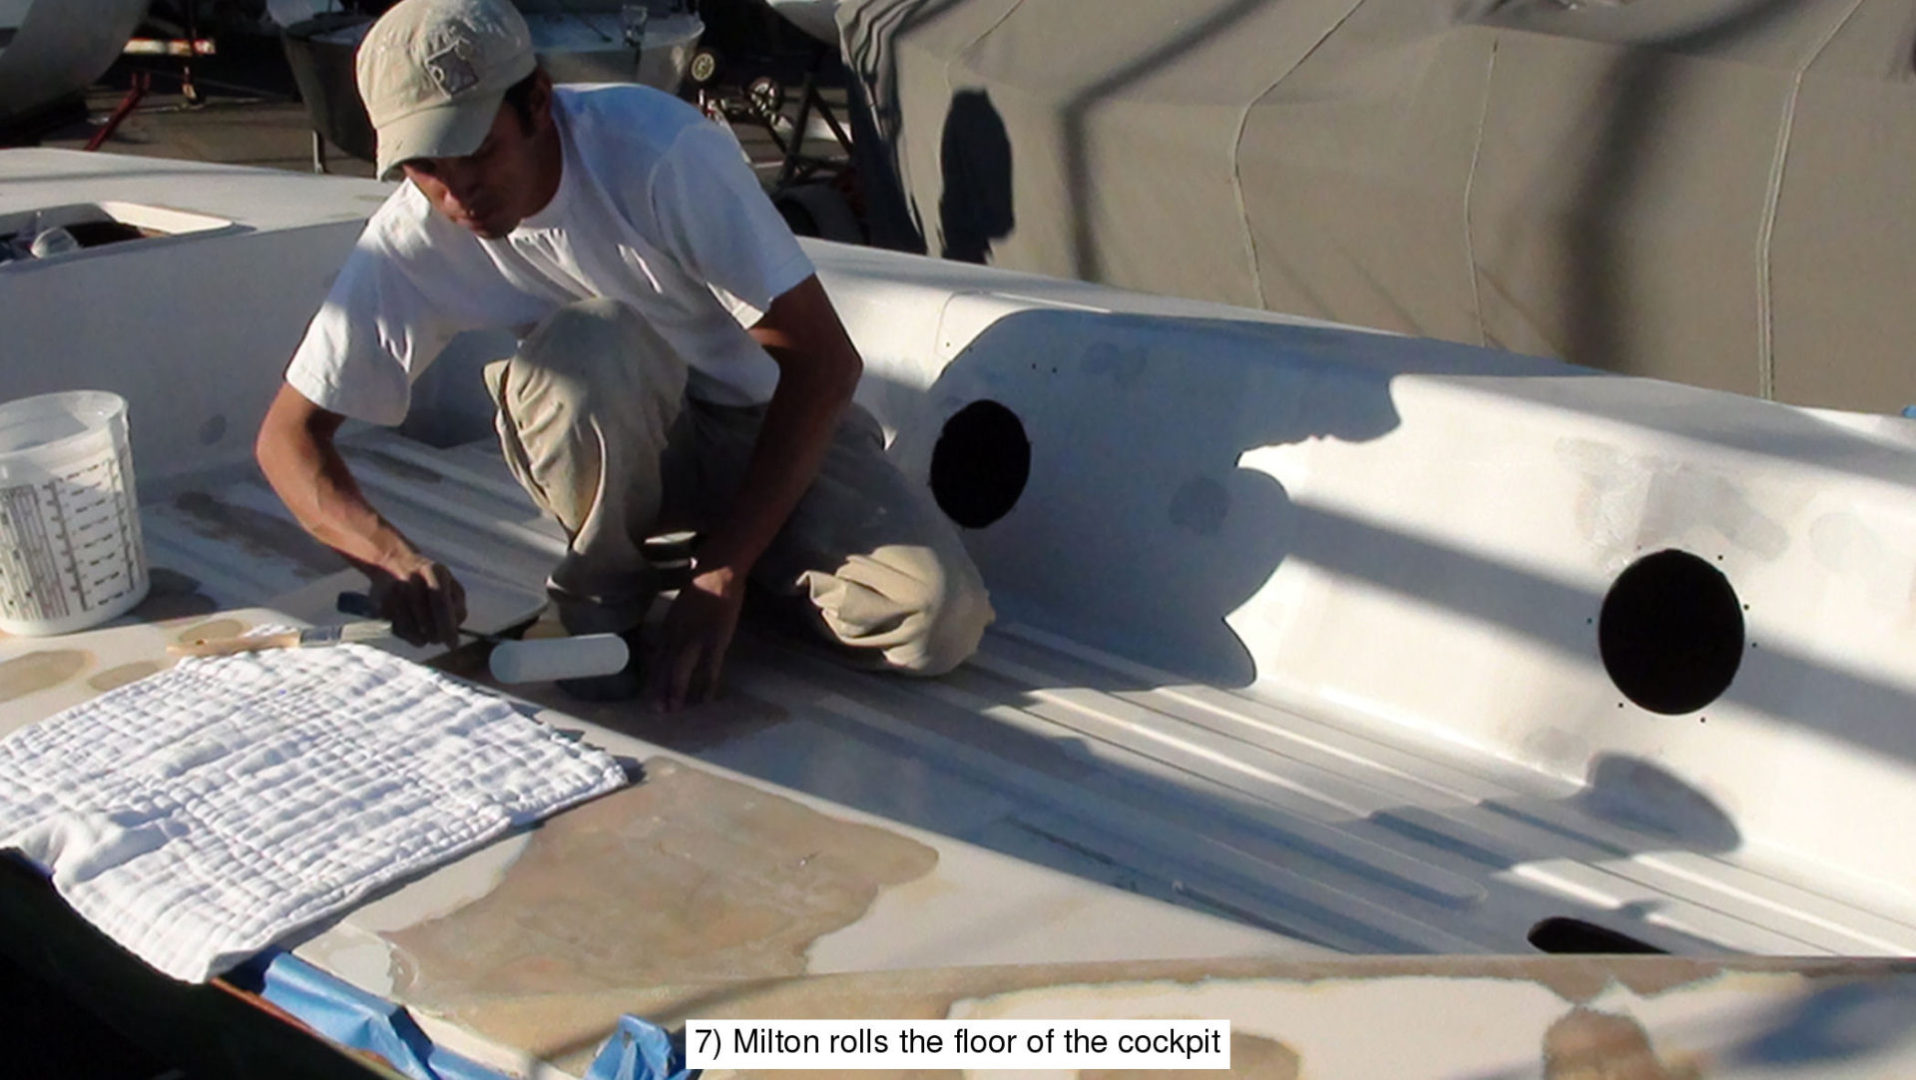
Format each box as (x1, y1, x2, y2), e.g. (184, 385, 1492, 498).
(483, 298, 992, 675)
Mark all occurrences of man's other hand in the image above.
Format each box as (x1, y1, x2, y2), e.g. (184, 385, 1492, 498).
(651, 564, 746, 711)
(368, 556, 468, 649)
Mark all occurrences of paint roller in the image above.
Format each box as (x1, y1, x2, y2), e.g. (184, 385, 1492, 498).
(328, 591, 635, 685)
(173, 611, 632, 685)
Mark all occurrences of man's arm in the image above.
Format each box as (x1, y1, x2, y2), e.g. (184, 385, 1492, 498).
(652, 273, 862, 710)
(255, 383, 467, 647)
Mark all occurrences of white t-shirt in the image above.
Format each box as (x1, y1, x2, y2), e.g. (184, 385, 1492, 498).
(285, 84, 815, 426)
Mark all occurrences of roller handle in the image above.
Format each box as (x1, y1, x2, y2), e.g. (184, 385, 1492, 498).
(335, 591, 505, 644)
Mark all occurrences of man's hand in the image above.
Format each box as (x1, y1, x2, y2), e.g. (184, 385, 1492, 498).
(638, 275, 859, 709)
(367, 554, 468, 649)
(257, 384, 470, 651)
(650, 564, 745, 711)
(640, 274, 862, 711)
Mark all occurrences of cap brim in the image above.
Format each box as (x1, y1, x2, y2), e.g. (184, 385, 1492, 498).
(374, 93, 506, 181)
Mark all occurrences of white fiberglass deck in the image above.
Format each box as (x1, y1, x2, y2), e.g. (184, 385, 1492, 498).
(8, 425, 1916, 1075)
(20, 426, 1916, 961)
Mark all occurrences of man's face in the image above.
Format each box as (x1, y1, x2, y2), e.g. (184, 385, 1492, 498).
(402, 89, 556, 240)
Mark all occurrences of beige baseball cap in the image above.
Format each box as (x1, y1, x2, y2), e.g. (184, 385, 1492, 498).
(355, 0, 538, 180)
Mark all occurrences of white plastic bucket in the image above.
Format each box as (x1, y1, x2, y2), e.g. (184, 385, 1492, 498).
(0, 391, 150, 636)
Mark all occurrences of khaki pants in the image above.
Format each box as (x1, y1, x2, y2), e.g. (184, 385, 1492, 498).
(483, 298, 993, 675)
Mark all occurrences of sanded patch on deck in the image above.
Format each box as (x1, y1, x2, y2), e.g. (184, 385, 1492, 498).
(0, 650, 90, 703)
(383, 758, 939, 1010)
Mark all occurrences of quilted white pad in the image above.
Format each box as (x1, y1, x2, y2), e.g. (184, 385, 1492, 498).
(0, 644, 627, 981)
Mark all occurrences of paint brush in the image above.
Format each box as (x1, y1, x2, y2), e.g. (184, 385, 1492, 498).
(168, 621, 396, 657)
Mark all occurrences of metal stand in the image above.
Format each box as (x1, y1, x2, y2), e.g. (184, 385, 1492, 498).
(85, 72, 151, 152)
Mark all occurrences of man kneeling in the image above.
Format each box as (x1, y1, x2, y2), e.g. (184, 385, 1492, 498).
(256, 0, 991, 709)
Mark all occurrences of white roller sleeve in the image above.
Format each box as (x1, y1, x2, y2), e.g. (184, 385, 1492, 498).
(488, 634, 631, 684)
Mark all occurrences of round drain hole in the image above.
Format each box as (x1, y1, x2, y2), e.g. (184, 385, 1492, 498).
(1528, 917, 1665, 955)
(1599, 549, 1744, 715)
(929, 400, 1030, 528)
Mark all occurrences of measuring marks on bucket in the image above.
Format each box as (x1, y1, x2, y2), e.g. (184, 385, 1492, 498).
(0, 442, 147, 628)
(0, 391, 150, 636)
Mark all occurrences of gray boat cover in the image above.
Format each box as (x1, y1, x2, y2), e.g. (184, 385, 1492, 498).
(840, 0, 1916, 410)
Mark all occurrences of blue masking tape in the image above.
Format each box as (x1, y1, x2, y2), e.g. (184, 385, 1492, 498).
(231, 951, 506, 1080)
(584, 1014, 695, 1080)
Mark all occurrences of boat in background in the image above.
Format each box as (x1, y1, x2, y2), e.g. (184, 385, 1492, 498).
(764, 0, 839, 44)
(270, 0, 705, 169)
(0, 0, 148, 131)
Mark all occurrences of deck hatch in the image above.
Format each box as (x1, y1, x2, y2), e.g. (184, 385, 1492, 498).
(0, 201, 235, 264)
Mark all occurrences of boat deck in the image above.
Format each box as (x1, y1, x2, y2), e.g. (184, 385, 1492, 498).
(129, 428, 1916, 955)
(10, 424, 1916, 1073)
